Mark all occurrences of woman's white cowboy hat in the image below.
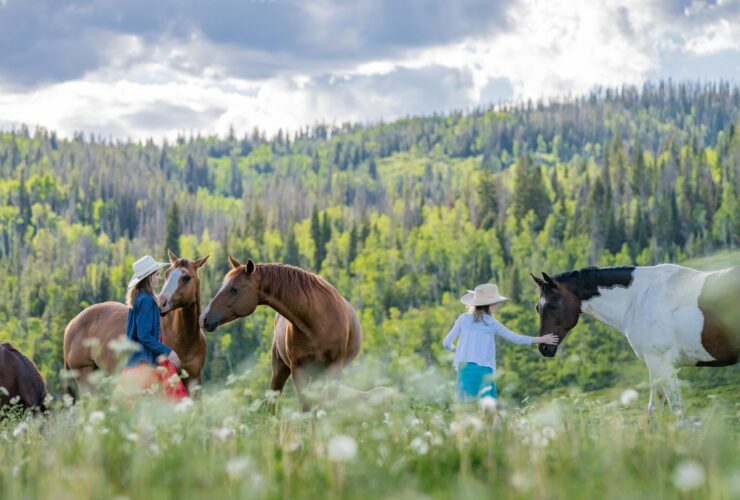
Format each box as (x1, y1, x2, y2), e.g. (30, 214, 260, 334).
(127, 255, 170, 289)
(461, 283, 509, 307)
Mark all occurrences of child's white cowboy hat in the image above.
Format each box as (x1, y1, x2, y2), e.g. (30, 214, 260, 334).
(461, 283, 509, 307)
(127, 255, 170, 289)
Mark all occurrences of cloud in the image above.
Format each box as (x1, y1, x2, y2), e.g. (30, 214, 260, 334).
(0, 0, 739, 141)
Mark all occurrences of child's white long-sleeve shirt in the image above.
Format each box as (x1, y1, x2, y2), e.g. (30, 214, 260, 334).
(443, 312, 533, 371)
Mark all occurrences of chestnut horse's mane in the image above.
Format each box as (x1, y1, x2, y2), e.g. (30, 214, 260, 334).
(228, 262, 341, 304)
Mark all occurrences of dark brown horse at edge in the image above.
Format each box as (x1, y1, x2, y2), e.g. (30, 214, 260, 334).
(0, 342, 48, 415)
(63, 250, 209, 395)
(200, 257, 362, 410)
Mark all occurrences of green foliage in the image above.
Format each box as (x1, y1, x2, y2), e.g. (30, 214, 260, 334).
(0, 82, 739, 402)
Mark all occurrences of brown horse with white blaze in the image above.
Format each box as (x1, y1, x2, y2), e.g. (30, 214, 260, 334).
(63, 250, 209, 395)
(200, 257, 362, 410)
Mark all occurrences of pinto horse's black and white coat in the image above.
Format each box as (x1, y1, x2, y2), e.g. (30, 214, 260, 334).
(532, 264, 740, 416)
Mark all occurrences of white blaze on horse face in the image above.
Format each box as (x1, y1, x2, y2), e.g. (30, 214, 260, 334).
(159, 268, 183, 304)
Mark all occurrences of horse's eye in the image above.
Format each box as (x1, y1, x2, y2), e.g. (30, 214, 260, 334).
(182, 275, 191, 283)
(230, 286, 238, 294)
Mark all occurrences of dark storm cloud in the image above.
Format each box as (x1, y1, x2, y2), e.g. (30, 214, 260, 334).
(0, 0, 513, 88)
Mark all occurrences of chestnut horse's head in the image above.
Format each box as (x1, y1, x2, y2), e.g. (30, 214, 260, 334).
(158, 249, 209, 315)
(200, 256, 259, 332)
(531, 272, 582, 357)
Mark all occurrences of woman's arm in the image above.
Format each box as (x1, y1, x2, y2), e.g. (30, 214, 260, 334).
(442, 318, 461, 351)
(493, 321, 558, 345)
(136, 297, 173, 358)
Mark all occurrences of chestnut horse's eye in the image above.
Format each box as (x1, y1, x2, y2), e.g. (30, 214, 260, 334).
(230, 286, 238, 294)
(182, 275, 191, 283)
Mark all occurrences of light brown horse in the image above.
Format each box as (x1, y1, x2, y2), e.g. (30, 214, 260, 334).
(63, 250, 209, 395)
(200, 257, 362, 410)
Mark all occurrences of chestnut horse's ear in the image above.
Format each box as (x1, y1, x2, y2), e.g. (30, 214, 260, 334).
(542, 272, 557, 287)
(228, 255, 242, 269)
(194, 255, 210, 269)
(531, 272, 546, 287)
(167, 248, 178, 264)
(245, 259, 256, 275)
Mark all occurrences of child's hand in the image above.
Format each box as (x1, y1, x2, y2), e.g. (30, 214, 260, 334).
(536, 333, 559, 345)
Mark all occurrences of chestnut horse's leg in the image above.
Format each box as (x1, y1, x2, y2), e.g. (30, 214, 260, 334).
(75, 365, 98, 394)
(268, 343, 291, 413)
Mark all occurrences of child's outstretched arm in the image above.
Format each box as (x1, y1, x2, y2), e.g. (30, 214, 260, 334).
(442, 318, 461, 352)
(493, 321, 559, 346)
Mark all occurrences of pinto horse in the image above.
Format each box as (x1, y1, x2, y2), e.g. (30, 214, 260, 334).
(200, 257, 362, 410)
(0, 343, 47, 415)
(63, 250, 209, 395)
(531, 264, 740, 416)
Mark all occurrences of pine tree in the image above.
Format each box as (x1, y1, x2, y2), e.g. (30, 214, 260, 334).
(310, 206, 321, 270)
(164, 202, 181, 256)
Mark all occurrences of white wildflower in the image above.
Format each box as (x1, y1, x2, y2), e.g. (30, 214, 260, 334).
(0, 386, 9, 396)
(479, 396, 497, 413)
(672, 459, 706, 491)
(409, 437, 429, 455)
(620, 389, 639, 406)
(13, 422, 28, 438)
(213, 427, 235, 442)
(108, 335, 140, 353)
(316, 409, 327, 420)
(9, 396, 20, 405)
(63, 394, 74, 407)
(174, 397, 194, 413)
(89, 411, 105, 425)
(465, 415, 483, 432)
(124, 432, 139, 443)
(284, 439, 301, 452)
(511, 471, 532, 491)
(327, 435, 357, 462)
(542, 426, 557, 440)
(43, 393, 54, 406)
(226, 457, 252, 480)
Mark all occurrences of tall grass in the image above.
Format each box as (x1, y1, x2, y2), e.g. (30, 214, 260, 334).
(2, 361, 739, 500)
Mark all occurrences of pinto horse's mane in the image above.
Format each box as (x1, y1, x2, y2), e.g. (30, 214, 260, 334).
(554, 266, 636, 301)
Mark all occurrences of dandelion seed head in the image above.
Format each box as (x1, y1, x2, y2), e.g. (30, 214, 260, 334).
(620, 389, 639, 406)
(672, 459, 706, 491)
(327, 435, 357, 462)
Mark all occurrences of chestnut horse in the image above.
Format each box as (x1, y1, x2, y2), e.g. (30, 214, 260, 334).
(531, 264, 740, 417)
(0, 343, 47, 415)
(63, 250, 209, 395)
(200, 257, 362, 410)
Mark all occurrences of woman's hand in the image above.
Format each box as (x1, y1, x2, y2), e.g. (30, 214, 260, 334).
(535, 333, 559, 345)
(167, 350, 182, 368)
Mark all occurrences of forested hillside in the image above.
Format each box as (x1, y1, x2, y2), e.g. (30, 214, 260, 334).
(1, 81, 739, 398)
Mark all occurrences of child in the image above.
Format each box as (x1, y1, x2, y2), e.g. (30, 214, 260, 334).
(443, 283, 558, 401)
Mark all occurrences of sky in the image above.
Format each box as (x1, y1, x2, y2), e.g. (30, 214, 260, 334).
(0, 0, 739, 141)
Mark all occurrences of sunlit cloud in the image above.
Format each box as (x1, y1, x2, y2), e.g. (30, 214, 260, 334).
(0, 0, 738, 141)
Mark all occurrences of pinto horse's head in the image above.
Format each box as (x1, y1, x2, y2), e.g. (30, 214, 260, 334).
(200, 256, 259, 332)
(531, 272, 581, 357)
(158, 249, 209, 315)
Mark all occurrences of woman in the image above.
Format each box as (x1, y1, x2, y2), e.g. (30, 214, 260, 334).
(123, 255, 185, 400)
(443, 283, 558, 401)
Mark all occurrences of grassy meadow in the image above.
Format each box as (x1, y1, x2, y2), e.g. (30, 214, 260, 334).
(1, 355, 739, 500)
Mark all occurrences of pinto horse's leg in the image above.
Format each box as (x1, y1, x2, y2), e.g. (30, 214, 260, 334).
(645, 357, 683, 419)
